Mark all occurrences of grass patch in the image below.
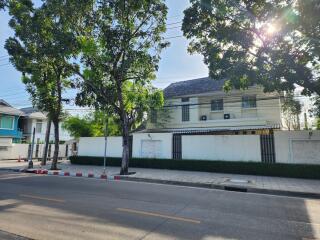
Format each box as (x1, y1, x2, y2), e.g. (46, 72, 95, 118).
(69, 156, 320, 179)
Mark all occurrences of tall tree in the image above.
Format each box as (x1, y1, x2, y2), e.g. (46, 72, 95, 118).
(282, 92, 302, 130)
(76, 0, 168, 175)
(5, 0, 93, 169)
(182, 0, 320, 95)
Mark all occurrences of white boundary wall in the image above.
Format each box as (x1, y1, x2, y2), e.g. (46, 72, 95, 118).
(78, 137, 122, 157)
(182, 135, 261, 161)
(275, 130, 320, 164)
(0, 144, 67, 160)
(76, 131, 320, 165)
(132, 133, 173, 159)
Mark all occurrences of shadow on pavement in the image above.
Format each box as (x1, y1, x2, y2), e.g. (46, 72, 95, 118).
(0, 171, 318, 240)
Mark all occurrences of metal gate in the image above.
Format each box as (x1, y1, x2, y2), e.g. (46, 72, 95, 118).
(35, 144, 39, 158)
(260, 134, 276, 163)
(172, 134, 182, 160)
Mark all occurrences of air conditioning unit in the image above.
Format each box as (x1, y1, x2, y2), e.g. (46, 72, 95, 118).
(200, 115, 207, 121)
(224, 114, 231, 120)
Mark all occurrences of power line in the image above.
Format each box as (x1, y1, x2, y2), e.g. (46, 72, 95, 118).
(166, 21, 182, 26)
(0, 63, 11, 67)
(164, 35, 184, 40)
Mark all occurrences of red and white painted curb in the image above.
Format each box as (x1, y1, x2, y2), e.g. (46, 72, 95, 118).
(24, 168, 117, 180)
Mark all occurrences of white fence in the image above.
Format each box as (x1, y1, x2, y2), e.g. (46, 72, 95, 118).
(78, 137, 123, 157)
(275, 130, 320, 164)
(67, 130, 320, 165)
(182, 135, 261, 161)
(0, 144, 68, 160)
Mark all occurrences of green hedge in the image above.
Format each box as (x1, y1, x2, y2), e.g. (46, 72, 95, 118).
(69, 156, 320, 179)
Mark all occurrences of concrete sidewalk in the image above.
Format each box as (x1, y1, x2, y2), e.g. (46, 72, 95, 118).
(2, 160, 320, 198)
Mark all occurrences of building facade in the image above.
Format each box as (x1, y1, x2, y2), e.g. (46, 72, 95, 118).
(147, 77, 283, 134)
(20, 107, 71, 143)
(0, 99, 23, 148)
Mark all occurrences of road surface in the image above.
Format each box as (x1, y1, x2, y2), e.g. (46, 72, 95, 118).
(0, 171, 319, 240)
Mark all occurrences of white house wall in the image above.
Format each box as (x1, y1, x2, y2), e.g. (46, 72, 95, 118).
(147, 86, 282, 130)
(274, 130, 320, 164)
(78, 137, 123, 157)
(182, 135, 261, 161)
(24, 119, 71, 142)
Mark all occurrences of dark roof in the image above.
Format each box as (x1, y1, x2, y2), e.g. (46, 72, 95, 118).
(163, 77, 226, 98)
(20, 107, 38, 114)
(0, 99, 12, 107)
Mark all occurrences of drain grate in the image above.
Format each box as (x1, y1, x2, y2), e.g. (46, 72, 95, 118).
(224, 186, 248, 192)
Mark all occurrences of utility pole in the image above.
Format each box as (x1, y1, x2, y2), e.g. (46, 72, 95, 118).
(28, 127, 35, 169)
(304, 112, 308, 130)
(103, 115, 108, 175)
(42, 117, 51, 166)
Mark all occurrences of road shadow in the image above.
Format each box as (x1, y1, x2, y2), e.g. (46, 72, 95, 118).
(0, 171, 318, 240)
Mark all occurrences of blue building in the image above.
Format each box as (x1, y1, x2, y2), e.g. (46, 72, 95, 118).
(0, 99, 24, 144)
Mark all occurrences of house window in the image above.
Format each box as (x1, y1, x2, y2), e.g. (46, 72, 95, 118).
(0, 115, 14, 129)
(182, 105, 190, 122)
(211, 99, 224, 111)
(181, 97, 189, 102)
(36, 120, 42, 133)
(150, 109, 157, 124)
(242, 95, 257, 108)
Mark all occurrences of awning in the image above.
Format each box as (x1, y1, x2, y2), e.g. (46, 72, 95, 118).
(138, 124, 280, 134)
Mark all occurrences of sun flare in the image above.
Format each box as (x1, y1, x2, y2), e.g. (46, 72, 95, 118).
(266, 24, 277, 35)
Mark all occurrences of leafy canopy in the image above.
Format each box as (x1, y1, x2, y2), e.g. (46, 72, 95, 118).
(76, 0, 168, 131)
(182, 0, 320, 95)
(62, 112, 121, 138)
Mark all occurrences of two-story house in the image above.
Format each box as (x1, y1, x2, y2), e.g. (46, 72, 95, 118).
(20, 107, 71, 143)
(147, 77, 283, 134)
(0, 99, 24, 148)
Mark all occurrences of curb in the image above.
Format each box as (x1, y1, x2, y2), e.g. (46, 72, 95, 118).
(113, 175, 320, 199)
(7, 168, 320, 199)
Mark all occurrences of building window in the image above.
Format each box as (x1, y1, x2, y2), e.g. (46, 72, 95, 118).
(211, 99, 224, 111)
(0, 115, 14, 129)
(242, 95, 257, 108)
(182, 105, 190, 122)
(181, 97, 189, 102)
(150, 109, 157, 124)
(36, 120, 42, 133)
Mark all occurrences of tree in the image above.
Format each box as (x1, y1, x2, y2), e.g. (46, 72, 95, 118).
(62, 116, 94, 138)
(5, 0, 93, 169)
(0, 0, 7, 9)
(317, 118, 320, 130)
(75, 0, 168, 175)
(282, 92, 302, 130)
(182, 0, 320, 95)
(62, 112, 121, 138)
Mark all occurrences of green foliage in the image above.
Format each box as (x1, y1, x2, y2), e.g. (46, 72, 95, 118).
(62, 116, 94, 138)
(317, 118, 320, 130)
(282, 92, 302, 130)
(63, 112, 121, 138)
(5, 0, 94, 169)
(76, 1, 169, 126)
(182, 0, 320, 96)
(70, 156, 320, 180)
(0, 0, 7, 9)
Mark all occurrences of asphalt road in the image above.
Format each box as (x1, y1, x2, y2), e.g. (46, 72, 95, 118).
(0, 171, 319, 240)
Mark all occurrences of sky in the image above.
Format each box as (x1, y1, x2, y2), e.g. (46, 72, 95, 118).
(0, 0, 208, 108)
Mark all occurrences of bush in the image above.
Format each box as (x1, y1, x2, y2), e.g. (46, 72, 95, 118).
(69, 156, 320, 179)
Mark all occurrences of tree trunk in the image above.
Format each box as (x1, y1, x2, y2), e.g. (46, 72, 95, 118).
(120, 115, 130, 175)
(41, 117, 51, 166)
(50, 119, 60, 170)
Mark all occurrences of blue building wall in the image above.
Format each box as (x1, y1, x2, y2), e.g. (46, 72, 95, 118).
(0, 115, 22, 141)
